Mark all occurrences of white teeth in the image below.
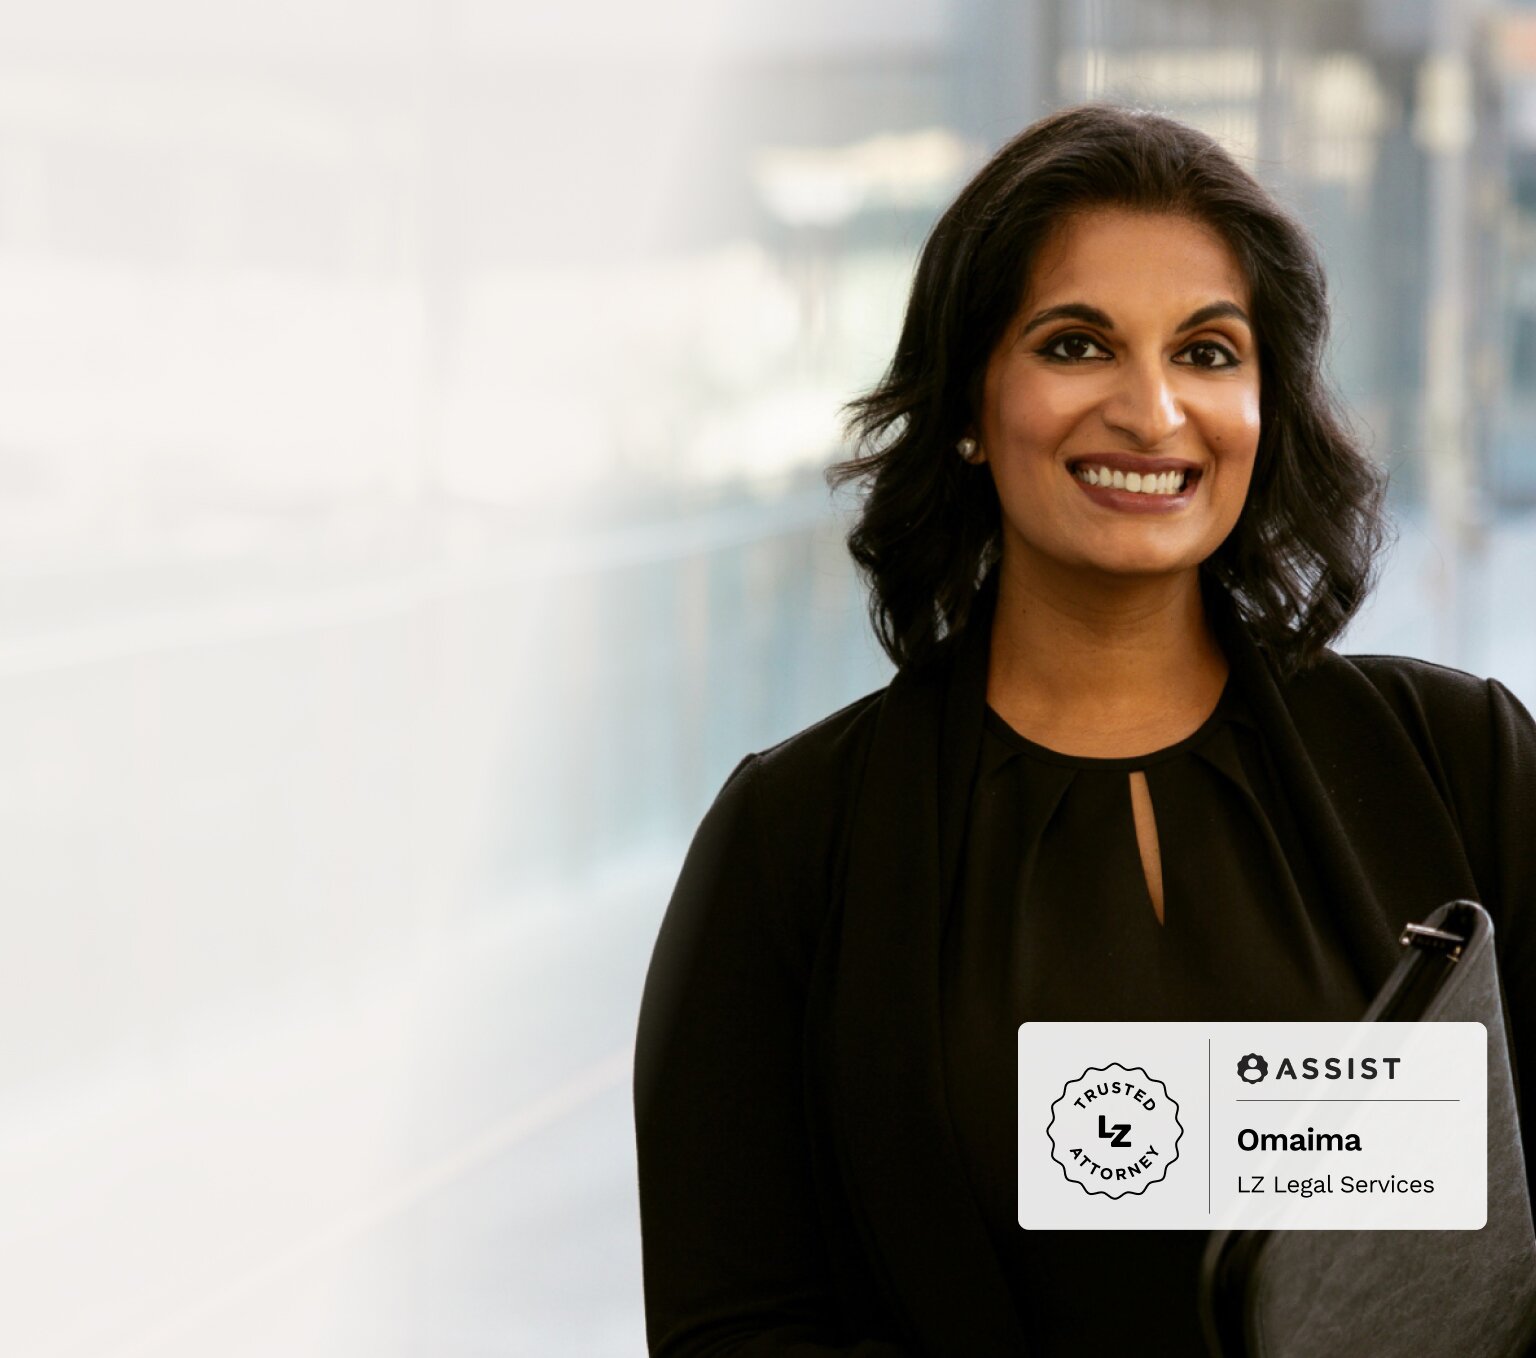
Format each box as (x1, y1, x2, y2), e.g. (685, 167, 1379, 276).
(1073, 464, 1189, 494)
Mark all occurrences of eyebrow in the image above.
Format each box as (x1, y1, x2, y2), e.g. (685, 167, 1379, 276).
(1019, 300, 1251, 337)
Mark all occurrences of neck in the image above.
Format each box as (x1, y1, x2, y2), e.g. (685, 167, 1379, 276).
(986, 550, 1228, 730)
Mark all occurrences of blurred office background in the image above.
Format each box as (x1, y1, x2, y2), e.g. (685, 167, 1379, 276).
(3, 0, 1535, 1353)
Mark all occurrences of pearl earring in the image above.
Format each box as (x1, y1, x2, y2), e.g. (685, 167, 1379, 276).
(956, 437, 981, 463)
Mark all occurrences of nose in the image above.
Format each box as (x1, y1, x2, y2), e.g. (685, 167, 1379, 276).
(1100, 355, 1186, 448)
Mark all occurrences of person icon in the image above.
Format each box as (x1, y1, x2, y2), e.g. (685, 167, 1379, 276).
(1237, 1053, 1269, 1084)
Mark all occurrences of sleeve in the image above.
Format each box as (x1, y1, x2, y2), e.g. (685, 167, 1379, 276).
(633, 754, 912, 1358)
(1483, 678, 1536, 1193)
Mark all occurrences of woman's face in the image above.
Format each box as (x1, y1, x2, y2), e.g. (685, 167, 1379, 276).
(977, 207, 1262, 588)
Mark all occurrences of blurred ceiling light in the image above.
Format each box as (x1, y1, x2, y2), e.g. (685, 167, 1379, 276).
(1058, 47, 1263, 105)
(753, 128, 973, 228)
(1305, 53, 1394, 188)
(1415, 54, 1475, 157)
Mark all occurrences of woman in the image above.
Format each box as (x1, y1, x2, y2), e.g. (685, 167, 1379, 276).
(633, 104, 1536, 1355)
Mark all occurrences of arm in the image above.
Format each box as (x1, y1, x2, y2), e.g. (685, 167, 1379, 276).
(633, 754, 911, 1358)
(1482, 678, 1536, 1195)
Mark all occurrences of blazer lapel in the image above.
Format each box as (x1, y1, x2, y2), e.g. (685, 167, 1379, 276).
(826, 570, 1026, 1356)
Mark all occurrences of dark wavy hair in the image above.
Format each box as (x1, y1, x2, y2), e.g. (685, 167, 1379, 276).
(826, 103, 1389, 678)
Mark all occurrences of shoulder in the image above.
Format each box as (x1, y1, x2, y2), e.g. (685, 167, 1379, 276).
(1330, 650, 1536, 756)
(1295, 646, 1536, 807)
(1277, 644, 1514, 733)
(1321, 650, 1503, 745)
(723, 685, 888, 879)
(747, 685, 888, 799)
(666, 685, 888, 983)
(1336, 649, 1494, 708)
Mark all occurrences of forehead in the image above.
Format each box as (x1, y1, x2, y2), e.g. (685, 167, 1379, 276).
(1022, 207, 1251, 313)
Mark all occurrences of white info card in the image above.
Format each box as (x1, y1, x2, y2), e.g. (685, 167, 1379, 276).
(1017, 1022, 1486, 1230)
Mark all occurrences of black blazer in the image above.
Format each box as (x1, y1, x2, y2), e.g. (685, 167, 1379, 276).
(634, 574, 1536, 1357)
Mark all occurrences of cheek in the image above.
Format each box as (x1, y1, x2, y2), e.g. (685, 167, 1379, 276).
(1237, 388, 1262, 455)
(1230, 385, 1262, 454)
(1208, 387, 1262, 473)
(992, 371, 1093, 452)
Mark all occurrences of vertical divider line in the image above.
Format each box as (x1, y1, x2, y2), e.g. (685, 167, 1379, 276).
(1207, 1036, 1212, 1214)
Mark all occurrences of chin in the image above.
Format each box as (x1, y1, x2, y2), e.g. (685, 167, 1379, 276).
(1074, 553, 1202, 582)
(1007, 528, 1207, 584)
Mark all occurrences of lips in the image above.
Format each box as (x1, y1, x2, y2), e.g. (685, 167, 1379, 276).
(1067, 456, 1200, 511)
(1066, 452, 1204, 499)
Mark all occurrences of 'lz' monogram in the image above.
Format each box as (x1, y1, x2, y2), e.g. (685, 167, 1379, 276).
(1098, 1115, 1132, 1147)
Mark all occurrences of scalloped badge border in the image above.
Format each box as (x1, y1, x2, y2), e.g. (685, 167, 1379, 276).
(1044, 1062, 1184, 1199)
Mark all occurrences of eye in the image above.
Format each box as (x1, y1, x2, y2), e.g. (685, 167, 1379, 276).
(1178, 339, 1239, 370)
(1038, 331, 1112, 363)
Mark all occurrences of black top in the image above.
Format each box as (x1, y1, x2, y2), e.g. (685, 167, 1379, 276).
(942, 674, 1370, 1353)
(637, 562, 1536, 1356)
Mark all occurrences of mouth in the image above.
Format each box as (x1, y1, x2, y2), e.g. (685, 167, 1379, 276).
(1065, 457, 1203, 511)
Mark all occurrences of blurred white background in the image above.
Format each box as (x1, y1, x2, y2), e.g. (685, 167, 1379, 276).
(5, 1, 1536, 1354)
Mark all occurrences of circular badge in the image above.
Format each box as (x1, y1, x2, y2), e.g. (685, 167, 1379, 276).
(1046, 1062, 1182, 1199)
